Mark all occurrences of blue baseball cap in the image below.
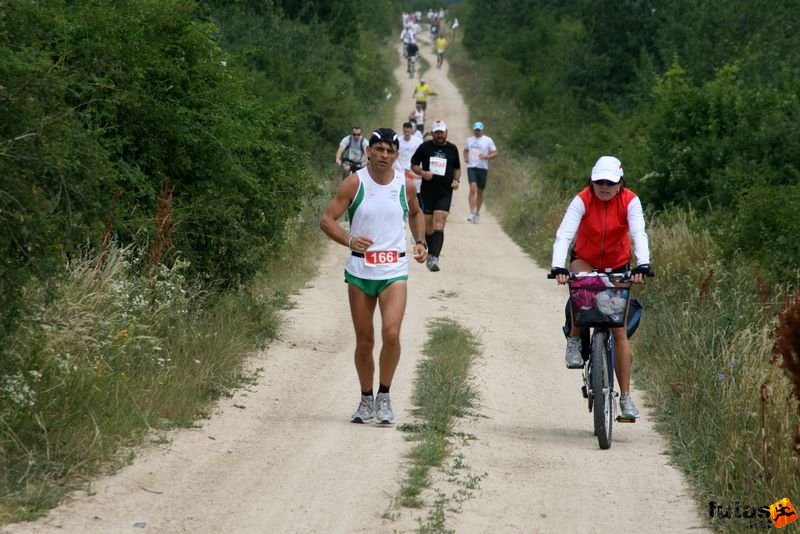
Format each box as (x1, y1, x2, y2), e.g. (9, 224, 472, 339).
(472, 121, 484, 130)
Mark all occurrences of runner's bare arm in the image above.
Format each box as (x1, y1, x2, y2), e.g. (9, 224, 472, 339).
(411, 164, 432, 180)
(405, 179, 427, 263)
(451, 167, 461, 190)
(320, 175, 371, 250)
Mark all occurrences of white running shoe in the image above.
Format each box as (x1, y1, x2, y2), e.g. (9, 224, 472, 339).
(473, 213, 480, 223)
(565, 336, 583, 368)
(619, 394, 639, 419)
(429, 255, 440, 272)
(466, 212, 476, 223)
(351, 395, 375, 424)
(375, 392, 395, 424)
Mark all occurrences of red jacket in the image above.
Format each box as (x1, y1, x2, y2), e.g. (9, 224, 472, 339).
(573, 186, 637, 270)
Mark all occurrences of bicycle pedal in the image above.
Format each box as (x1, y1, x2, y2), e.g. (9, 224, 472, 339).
(616, 416, 637, 423)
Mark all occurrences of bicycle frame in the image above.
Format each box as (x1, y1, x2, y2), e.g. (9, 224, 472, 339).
(407, 55, 417, 78)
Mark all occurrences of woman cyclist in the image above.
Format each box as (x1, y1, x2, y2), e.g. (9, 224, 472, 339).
(550, 156, 652, 420)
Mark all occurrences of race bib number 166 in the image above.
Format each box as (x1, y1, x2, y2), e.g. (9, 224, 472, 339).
(364, 250, 400, 266)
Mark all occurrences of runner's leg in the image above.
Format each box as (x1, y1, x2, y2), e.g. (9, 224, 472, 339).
(376, 281, 408, 388)
(475, 185, 485, 214)
(430, 210, 448, 256)
(612, 326, 632, 395)
(424, 212, 435, 251)
(348, 284, 378, 392)
(468, 181, 478, 214)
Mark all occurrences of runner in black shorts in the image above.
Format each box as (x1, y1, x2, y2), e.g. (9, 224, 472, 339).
(411, 120, 461, 272)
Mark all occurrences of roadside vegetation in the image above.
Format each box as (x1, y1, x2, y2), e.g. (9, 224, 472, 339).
(391, 318, 482, 533)
(448, 1, 800, 530)
(0, 0, 399, 523)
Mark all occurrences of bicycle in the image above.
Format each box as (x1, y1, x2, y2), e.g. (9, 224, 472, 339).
(340, 159, 364, 180)
(547, 270, 651, 449)
(407, 55, 417, 79)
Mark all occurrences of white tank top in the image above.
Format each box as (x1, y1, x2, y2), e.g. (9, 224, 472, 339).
(345, 167, 409, 280)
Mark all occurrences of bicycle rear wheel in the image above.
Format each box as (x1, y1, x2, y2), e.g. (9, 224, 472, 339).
(590, 331, 613, 449)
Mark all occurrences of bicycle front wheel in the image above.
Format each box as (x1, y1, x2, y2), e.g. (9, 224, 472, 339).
(590, 330, 613, 449)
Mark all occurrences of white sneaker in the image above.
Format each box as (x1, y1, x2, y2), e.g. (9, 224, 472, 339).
(619, 394, 639, 419)
(375, 392, 395, 424)
(564, 336, 583, 368)
(473, 213, 480, 223)
(466, 212, 476, 223)
(351, 395, 375, 423)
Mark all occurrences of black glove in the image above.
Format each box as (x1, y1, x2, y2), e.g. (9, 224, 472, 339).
(550, 267, 569, 277)
(631, 263, 652, 276)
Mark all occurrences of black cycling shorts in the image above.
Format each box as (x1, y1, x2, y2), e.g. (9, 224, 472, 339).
(421, 189, 453, 214)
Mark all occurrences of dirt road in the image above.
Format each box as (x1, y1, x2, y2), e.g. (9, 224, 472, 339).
(4, 34, 709, 534)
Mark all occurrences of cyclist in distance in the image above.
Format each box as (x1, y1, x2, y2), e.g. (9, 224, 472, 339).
(550, 155, 652, 420)
(400, 24, 415, 56)
(335, 126, 369, 180)
(405, 38, 419, 77)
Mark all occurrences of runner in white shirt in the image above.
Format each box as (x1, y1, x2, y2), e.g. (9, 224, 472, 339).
(408, 103, 425, 134)
(320, 127, 427, 426)
(463, 121, 498, 223)
(395, 122, 424, 208)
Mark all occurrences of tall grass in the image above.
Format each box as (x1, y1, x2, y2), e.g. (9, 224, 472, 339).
(634, 214, 800, 531)
(0, 220, 321, 524)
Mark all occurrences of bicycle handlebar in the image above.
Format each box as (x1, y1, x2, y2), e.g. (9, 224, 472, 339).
(546, 270, 655, 281)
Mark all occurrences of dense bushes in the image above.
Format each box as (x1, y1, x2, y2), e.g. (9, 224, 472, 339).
(459, 0, 800, 283)
(0, 0, 397, 343)
(1, 0, 399, 518)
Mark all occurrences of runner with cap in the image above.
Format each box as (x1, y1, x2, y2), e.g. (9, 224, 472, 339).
(320, 127, 428, 425)
(410, 119, 461, 272)
(463, 121, 498, 223)
(396, 122, 424, 208)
